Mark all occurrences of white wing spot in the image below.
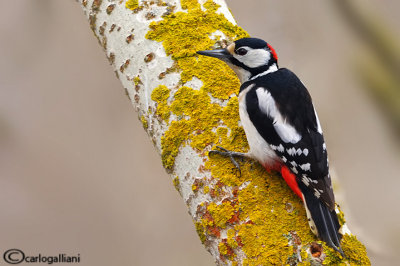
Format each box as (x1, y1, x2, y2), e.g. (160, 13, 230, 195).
(291, 167, 298, 174)
(300, 163, 311, 172)
(277, 144, 284, 152)
(290, 161, 297, 167)
(302, 176, 310, 186)
(303, 148, 309, 156)
(270, 144, 277, 150)
(314, 189, 321, 198)
(297, 148, 302, 156)
(303, 174, 317, 185)
(323, 143, 327, 151)
(281, 156, 287, 163)
(286, 147, 296, 156)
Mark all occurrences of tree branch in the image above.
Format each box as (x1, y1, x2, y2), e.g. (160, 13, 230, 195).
(79, 0, 370, 264)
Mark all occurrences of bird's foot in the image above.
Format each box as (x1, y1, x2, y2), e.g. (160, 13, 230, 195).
(208, 146, 248, 175)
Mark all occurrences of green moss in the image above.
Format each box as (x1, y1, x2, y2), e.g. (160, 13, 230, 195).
(125, 0, 139, 10)
(144, 0, 368, 264)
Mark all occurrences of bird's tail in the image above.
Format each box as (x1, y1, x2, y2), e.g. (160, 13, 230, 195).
(302, 188, 344, 256)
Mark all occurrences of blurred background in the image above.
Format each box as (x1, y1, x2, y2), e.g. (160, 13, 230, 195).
(0, 0, 399, 265)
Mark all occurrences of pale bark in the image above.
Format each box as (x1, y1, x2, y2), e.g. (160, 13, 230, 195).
(79, 0, 370, 264)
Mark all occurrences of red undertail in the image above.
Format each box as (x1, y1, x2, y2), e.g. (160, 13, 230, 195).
(280, 166, 304, 200)
(262, 163, 303, 200)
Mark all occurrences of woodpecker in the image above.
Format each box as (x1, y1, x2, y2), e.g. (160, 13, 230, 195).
(197, 38, 343, 255)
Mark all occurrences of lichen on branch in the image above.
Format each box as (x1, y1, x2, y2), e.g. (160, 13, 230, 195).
(143, 1, 370, 264)
(81, 0, 371, 264)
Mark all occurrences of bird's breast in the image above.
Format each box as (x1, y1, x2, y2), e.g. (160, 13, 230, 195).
(238, 85, 280, 167)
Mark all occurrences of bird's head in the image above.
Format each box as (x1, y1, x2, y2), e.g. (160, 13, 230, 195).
(197, 37, 278, 83)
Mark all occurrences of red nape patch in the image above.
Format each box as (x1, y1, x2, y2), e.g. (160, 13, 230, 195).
(267, 43, 278, 61)
(281, 166, 303, 200)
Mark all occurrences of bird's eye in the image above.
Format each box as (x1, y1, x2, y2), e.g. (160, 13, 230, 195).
(236, 48, 247, 56)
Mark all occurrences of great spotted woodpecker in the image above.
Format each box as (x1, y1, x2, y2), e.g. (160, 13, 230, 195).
(197, 38, 343, 255)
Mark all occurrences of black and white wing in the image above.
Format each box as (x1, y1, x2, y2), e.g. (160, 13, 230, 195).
(243, 68, 335, 210)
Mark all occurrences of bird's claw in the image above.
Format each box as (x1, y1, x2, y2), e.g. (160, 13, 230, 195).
(209, 146, 244, 176)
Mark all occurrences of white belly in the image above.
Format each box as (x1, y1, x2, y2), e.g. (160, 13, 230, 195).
(238, 85, 279, 167)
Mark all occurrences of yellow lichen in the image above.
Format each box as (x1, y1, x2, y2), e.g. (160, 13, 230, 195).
(151, 85, 171, 121)
(227, 228, 238, 249)
(218, 241, 235, 260)
(173, 176, 180, 192)
(146, 1, 248, 170)
(179, 56, 240, 99)
(207, 162, 315, 264)
(181, 0, 200, 10)
(203, 0, 219, 12)
(207, 201, 236, 228)
(323, 235, 370, 265)
(152, 85, 245, 170)
(146, 5, 248, 60)
(297, 261, 312, 266)
(299, 249, 310, 264)
(134, 75, 141, 86)
(341, 235, 370, 265)
(125, 0, 139, 10)
(144, 0, 368, 264)
(140, 115, 148, 129)
(195, 222, 207, 244)
(337, 205, 346, 226)
(218, 242, 228, 255)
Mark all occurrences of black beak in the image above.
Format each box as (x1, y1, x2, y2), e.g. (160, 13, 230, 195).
(196, 49, 231, 59)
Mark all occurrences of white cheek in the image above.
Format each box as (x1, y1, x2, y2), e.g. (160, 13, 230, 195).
(225, 61, 251, 83)
(234, 49, 271, 68)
